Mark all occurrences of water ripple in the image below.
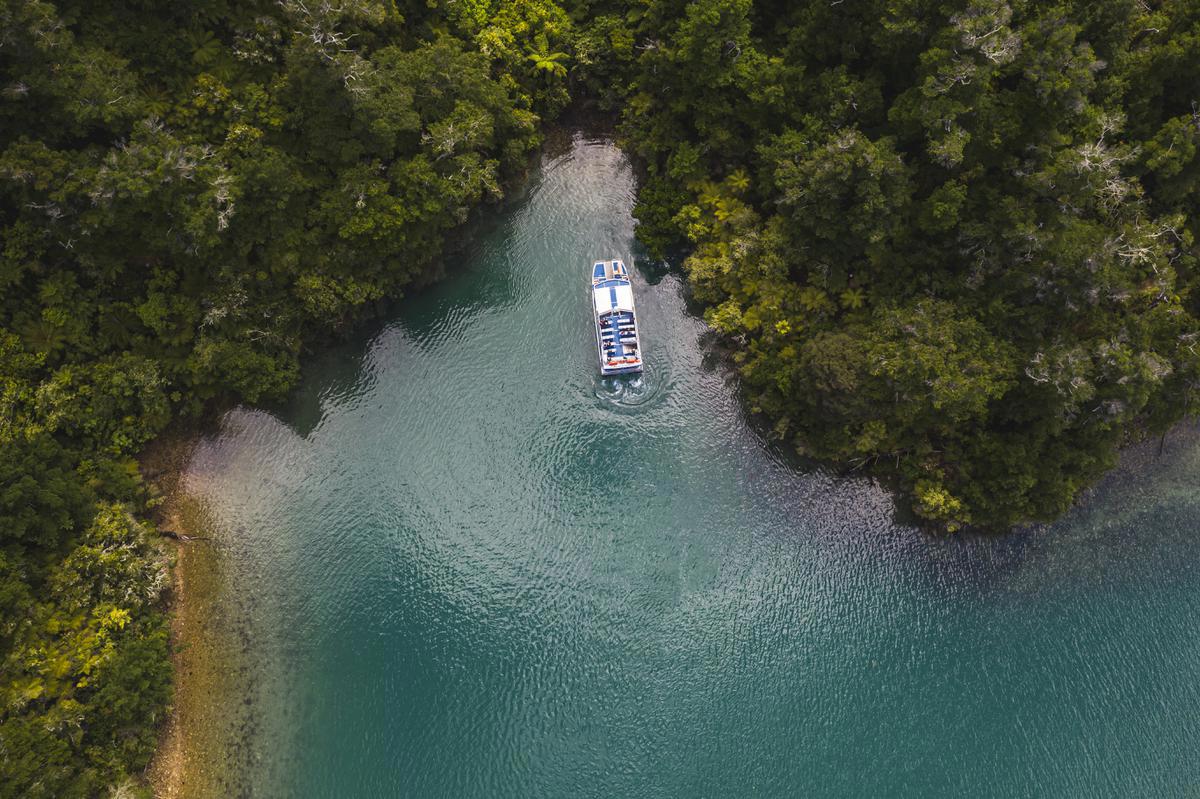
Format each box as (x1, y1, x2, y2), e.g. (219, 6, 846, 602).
(184, 137, 1200, 799)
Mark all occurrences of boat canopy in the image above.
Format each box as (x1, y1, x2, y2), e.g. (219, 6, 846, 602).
(593, 282, 635, 314)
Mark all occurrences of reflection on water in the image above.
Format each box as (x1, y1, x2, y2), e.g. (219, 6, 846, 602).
(186, 136, 1200, 798)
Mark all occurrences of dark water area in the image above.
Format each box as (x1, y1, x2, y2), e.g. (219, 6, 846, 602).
(183, 137, 1200, 797)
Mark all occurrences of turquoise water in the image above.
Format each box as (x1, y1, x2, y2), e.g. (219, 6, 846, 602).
(186, 136, 1200, 797)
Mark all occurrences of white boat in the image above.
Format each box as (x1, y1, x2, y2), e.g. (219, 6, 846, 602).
(591, 259, 644, 375)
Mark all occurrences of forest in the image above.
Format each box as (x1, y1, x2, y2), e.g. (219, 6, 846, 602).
(1, 0, 1197, 795)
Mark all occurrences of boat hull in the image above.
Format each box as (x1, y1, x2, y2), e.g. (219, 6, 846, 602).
(591, 259, 644, 375)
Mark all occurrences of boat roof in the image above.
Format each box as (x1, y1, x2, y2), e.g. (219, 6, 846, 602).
(593, 281, 635, 314)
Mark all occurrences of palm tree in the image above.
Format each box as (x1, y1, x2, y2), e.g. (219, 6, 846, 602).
(839, 287, 866, 310)
(526, 35, 569, 79)
(17, 315, 68, 358)
(725, 170, 750, 193)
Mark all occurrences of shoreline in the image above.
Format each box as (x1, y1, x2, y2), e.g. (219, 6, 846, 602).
(129, 128, 1200, 794)
(142, 431, 246, 799)
(132, 130, 585, 797)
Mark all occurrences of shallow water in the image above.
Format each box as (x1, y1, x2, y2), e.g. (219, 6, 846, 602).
(185, 136, 1200, 797)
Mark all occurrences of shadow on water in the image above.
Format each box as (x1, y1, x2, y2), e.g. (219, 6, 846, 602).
(631, 252, 672, 286)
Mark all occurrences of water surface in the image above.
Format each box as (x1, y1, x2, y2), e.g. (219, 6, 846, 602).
(185, 136, 1200, 797)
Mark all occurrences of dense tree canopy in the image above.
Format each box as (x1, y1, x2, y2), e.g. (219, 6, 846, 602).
(2, 0, 1200, 793)
(604, 0, 1200, 530)
(0, 0, 570, 794)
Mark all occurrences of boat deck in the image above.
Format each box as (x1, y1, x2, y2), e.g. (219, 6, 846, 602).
(599, 310, 638, 361)
(591, 259, 643, 375)
(593, 260, 630, 284)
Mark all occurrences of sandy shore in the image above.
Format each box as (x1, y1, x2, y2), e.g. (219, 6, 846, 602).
(142, 434, 247, 799)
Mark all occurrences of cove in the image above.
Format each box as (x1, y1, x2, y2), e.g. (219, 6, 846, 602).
(180, 136, 1200, 797)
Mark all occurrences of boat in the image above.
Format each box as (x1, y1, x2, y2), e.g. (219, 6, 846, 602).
(591, 259, 644, 375)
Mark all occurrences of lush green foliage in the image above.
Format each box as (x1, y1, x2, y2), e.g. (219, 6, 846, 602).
(597, 0, 1200, 529)
(0, 0, 572, 794)
(3, 0, 1200, 791)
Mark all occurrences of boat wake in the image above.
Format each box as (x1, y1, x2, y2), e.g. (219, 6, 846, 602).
(591, 369, 667, 412)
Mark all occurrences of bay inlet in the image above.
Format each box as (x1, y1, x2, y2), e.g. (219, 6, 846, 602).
(176, 136, 1200, 797)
